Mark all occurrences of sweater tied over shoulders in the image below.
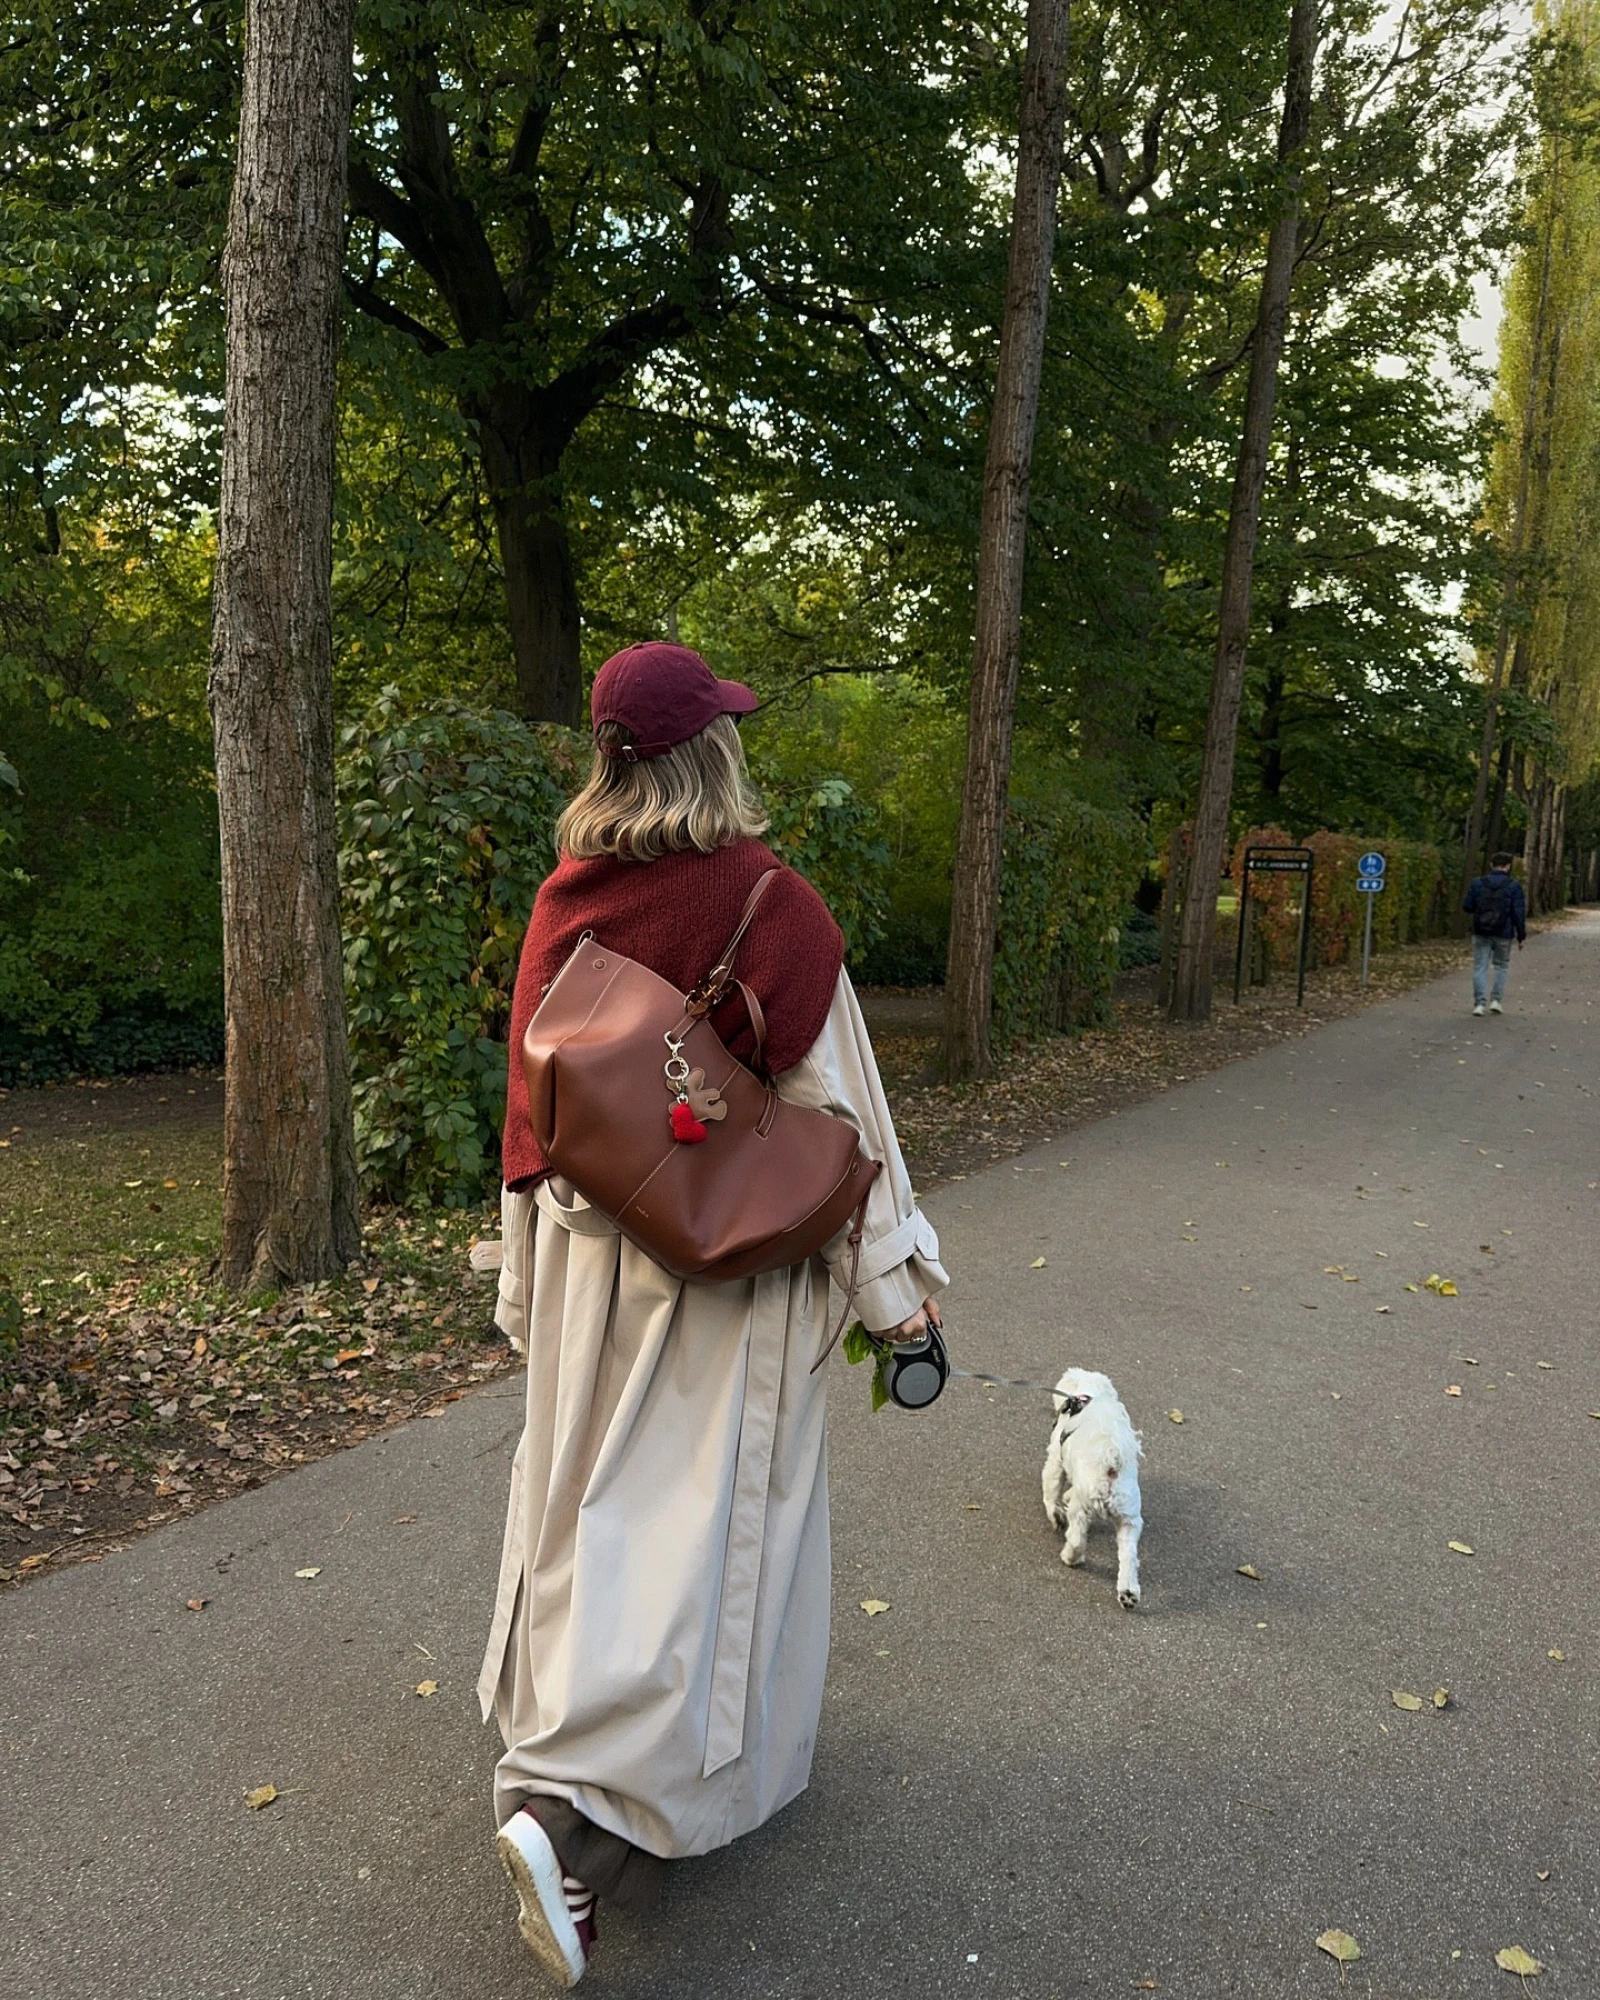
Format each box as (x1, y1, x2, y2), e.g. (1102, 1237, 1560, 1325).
(499, 839, 846, 1191)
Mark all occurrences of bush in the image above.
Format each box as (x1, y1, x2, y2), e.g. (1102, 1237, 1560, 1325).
(762, 775, 892, 962)
(338, 693, 580, 1205)
(1223, 824, 1450, 974)
(0, 699, 223, 1081)
(994, 797, 1149, 1046)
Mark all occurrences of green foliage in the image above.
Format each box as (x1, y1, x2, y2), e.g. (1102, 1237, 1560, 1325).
(338, 694, 580, 1205)
(993, 796, 1150, 1049)
(762, 777, 891, 964)
(0, 697, 222, 1084)
(840, 1320, 893, 1412)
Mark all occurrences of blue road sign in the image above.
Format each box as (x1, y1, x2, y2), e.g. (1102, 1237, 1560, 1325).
(1357, 850, 1385, 877)
(1356, 876, 1385, 892)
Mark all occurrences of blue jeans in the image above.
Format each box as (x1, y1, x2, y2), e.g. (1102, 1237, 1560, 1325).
(1472, 934, 1512, 1006)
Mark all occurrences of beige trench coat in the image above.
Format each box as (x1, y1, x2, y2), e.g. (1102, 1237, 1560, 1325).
(478, 969, 947, 1858)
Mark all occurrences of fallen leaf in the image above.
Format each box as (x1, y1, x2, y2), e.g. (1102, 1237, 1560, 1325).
(1404, 1283, 1420, 1293)
(393, 1514, 416, 1524)
(1391, 1690, 1424, 1711)
(1438, 1281, 1459, 1296)
(245, 1784, 278, 1810)
(1413, 1219, 1429, 1227)
(1374, 1305, 1392, 1314)
(1236, 1564, 1263, 1581)
(185, 1597, 208, 1612)
(1341, 1274, 1359, 1282)
(1547, 1649, 1564, 1662)
(335, 1347, 364, 1365)
(1495, 1945, 1542, 1978)
(1030, 1257, 1047, 1270)
(1432, 1686, 1451, 1708)
(1536, 1871, 1550, 1882)
(1316, 1928, 1361, 1966)
(362, 1277, 381, 1294)
(1448, 1541, 1475, 1556)
(1445, 1385, 1462, 1396)
(414, 1679, 438, 1697)
(860, 1599, 890, 1616)
(1168, 1409, 1184, 1424)
(1536, 1361, 1554, 1371)
(294, 1565, 322, 1579)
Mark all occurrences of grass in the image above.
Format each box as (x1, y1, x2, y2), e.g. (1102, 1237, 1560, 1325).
(0, 1101, 222, 1293)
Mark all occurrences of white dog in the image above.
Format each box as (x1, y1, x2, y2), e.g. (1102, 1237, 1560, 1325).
(1041, 1367, 1144, 1608)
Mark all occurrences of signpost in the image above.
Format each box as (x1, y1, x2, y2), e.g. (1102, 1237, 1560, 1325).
(1356, 850, 1385, 989)
(1234, 846, 1315, 1007)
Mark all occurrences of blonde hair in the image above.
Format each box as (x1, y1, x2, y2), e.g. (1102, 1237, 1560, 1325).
(556, 714, 770, 861)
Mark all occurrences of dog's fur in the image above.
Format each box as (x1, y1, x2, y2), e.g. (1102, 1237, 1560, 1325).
(1042, 1367, 1144, 1608)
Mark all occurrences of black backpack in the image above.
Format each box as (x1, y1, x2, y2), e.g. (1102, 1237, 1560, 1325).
(1472, 875, 1512, 936)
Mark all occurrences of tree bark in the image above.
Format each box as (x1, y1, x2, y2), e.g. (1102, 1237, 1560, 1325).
(942, 0, 1072, 1082)
(208, 0, 362, 1290)
(1167, 0, 1319, 1024)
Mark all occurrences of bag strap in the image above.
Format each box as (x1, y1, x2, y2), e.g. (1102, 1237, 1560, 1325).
(687, 867, 783, 1016)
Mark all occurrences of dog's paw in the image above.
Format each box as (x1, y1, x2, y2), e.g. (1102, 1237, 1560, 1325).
(1117, 1587, 1140, 1610)
(1060, 1542, 1086, 1568)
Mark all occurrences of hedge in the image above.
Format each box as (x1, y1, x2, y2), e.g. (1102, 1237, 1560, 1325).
(994, 798, 1149, 1046)
(1221, 823, 1452, 973)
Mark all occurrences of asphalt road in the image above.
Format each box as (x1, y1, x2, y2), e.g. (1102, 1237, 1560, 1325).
(3, 916, 1597, 2000)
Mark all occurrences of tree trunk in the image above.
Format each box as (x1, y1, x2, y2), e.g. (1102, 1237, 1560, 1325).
(478, 416, 584, 725)
(942, 0, 1072, 1082)
(1168, 0, 1319, 1024)
(208, 0, 361, 1291)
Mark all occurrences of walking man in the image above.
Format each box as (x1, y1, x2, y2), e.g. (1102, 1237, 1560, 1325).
(1462, 851, 1526, 1016)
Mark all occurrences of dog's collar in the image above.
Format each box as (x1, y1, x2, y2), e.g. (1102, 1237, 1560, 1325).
(1056, 1393, 1092, 1418)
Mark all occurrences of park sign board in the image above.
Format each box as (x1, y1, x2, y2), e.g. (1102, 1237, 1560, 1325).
(1234, 846, 1314, 1008)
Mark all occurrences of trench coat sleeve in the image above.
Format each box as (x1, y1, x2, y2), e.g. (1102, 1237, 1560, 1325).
(774, 968, 948, 1334)
(493, 1182, 536, 1354)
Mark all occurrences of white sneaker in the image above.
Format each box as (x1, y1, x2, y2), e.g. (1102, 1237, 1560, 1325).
(1489, 999, 1502, 1013)
(1472, 1004, 1485, 1016)
(496, 1808, 589, 1988)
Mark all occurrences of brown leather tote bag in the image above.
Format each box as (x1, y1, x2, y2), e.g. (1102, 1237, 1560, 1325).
(521, 869, 880, 1344)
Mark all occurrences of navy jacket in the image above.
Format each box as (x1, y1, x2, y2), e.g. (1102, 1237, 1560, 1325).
(1462, 872, 1526, 942)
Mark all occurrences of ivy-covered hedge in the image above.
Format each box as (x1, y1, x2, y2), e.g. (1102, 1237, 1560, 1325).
(1222, 824, 1451, 972)
(338, 695, 580, 1206)
(993, 798, 1149, 1047)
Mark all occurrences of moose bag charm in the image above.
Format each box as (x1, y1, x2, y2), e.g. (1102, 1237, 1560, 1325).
(521, 869, 878, 1293)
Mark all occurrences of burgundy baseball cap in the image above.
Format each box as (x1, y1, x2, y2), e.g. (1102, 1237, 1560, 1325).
(590, 642, 758, 760)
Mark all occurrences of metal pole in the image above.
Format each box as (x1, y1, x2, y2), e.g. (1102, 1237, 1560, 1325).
(1234, 854, 1251, 1004)
(1361, 890, 1374, 990)
(1296, 855, 1313, 1007)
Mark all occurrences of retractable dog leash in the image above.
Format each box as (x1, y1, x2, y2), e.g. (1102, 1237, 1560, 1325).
(882, 1311, 1069, 1413)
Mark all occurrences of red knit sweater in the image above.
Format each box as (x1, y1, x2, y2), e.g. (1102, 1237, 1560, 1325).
(499, 839, 845, 1190)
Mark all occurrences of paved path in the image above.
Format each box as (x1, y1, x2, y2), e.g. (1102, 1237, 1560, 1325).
(4, 918, 1597, 2000)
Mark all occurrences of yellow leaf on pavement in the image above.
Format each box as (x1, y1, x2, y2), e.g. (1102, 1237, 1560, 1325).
(1437, 1281, 1459, 1296)
(294, 1566, 322, 1579)
(1448, 1541, 1475, 1556)
(1391, 1690, 1424, 1711)
(860, 1599, 890, 1616)
(245, 1785, 278, 1811)
(415, 1679, 438, 1697)
(1316, 1929, 1361, 1965)
(1236, 1564, 1262, 1580)
(1168, 1409, 1184, 1424)
(1031, 1257, 1047, 1269)
(1548, 1649, 1565, 1662)
(1495, 1945, 1543, 1977)
(1432, 1687, 1451, 1708)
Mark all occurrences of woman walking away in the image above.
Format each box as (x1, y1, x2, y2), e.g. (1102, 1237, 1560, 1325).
(480, 642, 947, 1987)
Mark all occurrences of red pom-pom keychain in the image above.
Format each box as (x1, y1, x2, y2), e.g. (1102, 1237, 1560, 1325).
(670, 1100, 709, 1144)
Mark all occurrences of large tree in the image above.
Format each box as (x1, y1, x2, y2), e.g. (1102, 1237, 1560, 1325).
(1168, 0, 1320, 1023)
(209, 0, 362, 1288)
(344, 1, 998, 723)
(941, 0, 1073, 1082)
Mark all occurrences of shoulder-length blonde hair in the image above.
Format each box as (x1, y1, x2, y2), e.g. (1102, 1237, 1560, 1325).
(556, 714, 770, 861)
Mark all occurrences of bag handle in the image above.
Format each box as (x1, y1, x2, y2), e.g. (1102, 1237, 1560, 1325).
(811, 1186, 874, 1373)
(686, 868, 783, 1017)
